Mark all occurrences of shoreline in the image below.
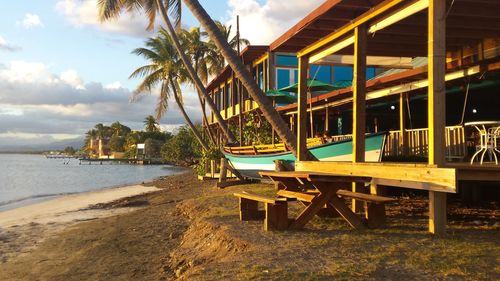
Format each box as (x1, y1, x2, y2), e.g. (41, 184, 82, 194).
(0, 183, 162, 228)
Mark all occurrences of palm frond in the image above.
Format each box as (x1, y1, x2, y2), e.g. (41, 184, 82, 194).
(155, 80, 170, 119)
(128, 64, 159, 79)
(97, 0, 122, 21)
(166, 0, 182, 29)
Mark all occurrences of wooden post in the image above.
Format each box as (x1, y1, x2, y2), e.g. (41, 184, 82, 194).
(352, 24, 367, 213)
(400, 93, 409, 156)
(297, 55, 309, 161)
(428, 0, 447, 235)
(268, 52, 276, 90)
(237, 15, 243, 146)
(325, 106, 330, 133)
(210, 159, 216, 178)
(218, 158, 228, 185)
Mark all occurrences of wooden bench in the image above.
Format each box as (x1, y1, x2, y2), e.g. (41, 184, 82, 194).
(233, 191, 289, 231)
(336, 190, 396, 228)
(275, 185, 397, 228)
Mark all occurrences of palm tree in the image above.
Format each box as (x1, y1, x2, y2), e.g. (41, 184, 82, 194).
(131, 32, 209, 151)
(180, 23, 250, 145)
(210, 20, 249, 66)
(144, 115, 160, 133)
(180, 27, 216, 144)
(182, 0, 305, 159)
(97, 0, 236, 144)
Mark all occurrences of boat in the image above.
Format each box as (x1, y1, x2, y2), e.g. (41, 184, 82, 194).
(222, 132, 387, 179)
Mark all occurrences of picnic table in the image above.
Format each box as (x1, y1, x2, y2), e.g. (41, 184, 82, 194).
(258, 171, 374, 230)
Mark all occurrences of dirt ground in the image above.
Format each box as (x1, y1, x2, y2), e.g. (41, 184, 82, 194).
(0, 172, 498, 281)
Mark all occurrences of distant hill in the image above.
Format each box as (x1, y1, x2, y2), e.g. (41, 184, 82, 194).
(0, 137, 85, 153)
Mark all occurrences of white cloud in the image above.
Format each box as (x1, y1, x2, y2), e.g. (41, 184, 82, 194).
(105, 81, 123, 90)
(226, 0, 324, 45)
(0, 35, 21, 52)
(60, 69, 85, 89)
(0, 60, 204, 146)
(55, 0, 157, 37)
(19, 13, 44, 29)
(0, 61, 46, 83)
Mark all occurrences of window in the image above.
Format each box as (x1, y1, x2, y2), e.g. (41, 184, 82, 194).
(276, 55, 298, 66)
(310, 65, 332, 83)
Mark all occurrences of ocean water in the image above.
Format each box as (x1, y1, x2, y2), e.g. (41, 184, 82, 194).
(0, 154, 186, 211)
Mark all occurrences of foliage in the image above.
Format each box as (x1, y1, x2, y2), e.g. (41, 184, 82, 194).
(161, 125, 202, 166)
(144, 138, 163, 159)
(144, 115, 160, 132)
(63, 146, 76, 155)
(241, 113, 275, 145)
(194, 145, 223, 176)
(109, 135, 126, 152)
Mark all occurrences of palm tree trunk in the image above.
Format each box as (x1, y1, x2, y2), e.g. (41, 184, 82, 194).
(182, 0, 309, 159)
(156, 0, 236, 144)
(170, 79, 210, 151)
(197, 89, 216, 144)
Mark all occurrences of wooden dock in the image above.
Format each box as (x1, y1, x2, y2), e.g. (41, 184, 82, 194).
(78, 158, 163, 165)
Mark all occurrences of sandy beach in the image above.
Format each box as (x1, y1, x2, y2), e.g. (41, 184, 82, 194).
(0, 172, 498, 280)
(0, 184, 161, 227)
(0, 183, 162, 265)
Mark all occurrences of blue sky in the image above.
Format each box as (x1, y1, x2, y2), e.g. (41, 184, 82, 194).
(0, 0, 323, 148)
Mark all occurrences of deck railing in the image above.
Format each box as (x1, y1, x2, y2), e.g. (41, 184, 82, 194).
(327, 126, 466, 160)
(384, 125, 466, 160)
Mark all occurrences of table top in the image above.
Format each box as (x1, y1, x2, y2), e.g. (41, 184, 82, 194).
(464, 121, 500, 126)
(259, 170, 372, 183)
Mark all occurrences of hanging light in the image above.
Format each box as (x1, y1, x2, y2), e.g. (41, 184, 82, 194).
(390, 105, 396, 110)
(472, 108, 478, 114)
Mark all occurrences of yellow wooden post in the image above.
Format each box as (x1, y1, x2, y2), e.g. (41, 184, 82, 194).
(400, 93, 409, 156)
(428, 0, 447, 235)
(297, 56, 309, 161)
(325, 106, 330, 133)
(352, 24, 367, 213)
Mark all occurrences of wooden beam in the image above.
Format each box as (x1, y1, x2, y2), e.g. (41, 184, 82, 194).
(307, 0, 428, 62)
(399, 92, 408, 156)
(309, 36, 355, 64)
(353, 25, 367, 163)
(428, 0, 446, 167)
(428, 0, 447, 235)
(298, 0, 405, 57)
(295, 161, 457, 193)
(297, 56, 309, 161)
(352, 24, 367, 213)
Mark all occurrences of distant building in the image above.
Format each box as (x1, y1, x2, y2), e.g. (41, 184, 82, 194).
(136, 143, 145, 159)
(89, 137, 111, 159)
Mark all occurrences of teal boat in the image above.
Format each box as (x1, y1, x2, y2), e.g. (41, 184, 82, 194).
(223, 132, 387, 179)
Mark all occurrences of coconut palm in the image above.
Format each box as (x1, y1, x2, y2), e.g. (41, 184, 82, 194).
(180, 23, 250, 145)
(131, 31, 209, 151)
(97, 0, 236, 144)
(209, 20, 250, 67)
(179, 27, 216, 144)
(144, 115, 160, 132)
(182, 0, 305, 158)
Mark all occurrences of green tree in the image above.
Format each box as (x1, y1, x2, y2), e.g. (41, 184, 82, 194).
(111, 121, 131, 137)
(144, 138, 163, 159)
(63, 146, 76, 155)
(130, 31, 209, 151)
(144, 115, 160, 133)
(98, 0, 236, 144)
(161, 125, 201, 165)
(109, 135, 126, 152)
(182, 0, 305, 158)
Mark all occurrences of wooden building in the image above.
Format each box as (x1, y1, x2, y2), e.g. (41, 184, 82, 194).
(204, 0, 500, 234)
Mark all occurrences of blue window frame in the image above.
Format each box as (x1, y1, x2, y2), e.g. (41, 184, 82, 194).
(276, 55, 298, 66)
(310, 65, 332, 83)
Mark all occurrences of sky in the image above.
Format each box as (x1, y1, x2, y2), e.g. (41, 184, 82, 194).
(0, 0, 324, 147)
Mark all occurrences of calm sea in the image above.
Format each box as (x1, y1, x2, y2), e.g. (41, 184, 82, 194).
(0, 154, 185, 211)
